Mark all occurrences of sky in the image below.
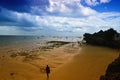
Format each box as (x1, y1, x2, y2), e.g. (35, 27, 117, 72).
(0, 0, 120, 36)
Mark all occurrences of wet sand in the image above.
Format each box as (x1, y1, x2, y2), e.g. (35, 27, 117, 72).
(0, 43, 119, 80)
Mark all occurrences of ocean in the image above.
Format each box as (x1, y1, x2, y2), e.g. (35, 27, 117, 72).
(0, 35, 82, 50)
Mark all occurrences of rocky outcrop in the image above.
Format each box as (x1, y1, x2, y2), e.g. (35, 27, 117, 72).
(83, 28, 120, 49)
(100, 55, 120, 80)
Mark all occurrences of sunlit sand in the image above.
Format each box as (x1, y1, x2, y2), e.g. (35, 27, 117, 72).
(51, 45, 118, 80)
(0, 42, 118, 80)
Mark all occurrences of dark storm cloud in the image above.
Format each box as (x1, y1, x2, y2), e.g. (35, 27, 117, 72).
(0, 0, 50, 13)
(0, 7, 37, 27)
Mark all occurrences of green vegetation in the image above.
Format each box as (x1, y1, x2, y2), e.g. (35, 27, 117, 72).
(83, 28, 120, 48)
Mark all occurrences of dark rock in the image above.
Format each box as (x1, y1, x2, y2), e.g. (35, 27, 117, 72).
(83, 28, 120, 49)
(100, 56, 120, 80)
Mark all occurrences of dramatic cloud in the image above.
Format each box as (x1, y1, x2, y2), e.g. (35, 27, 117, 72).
(0, 0, 120, 36)
(46, 0, 97, 17)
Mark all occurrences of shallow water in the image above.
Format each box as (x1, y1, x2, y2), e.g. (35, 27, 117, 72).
(0, 35, 81, 49)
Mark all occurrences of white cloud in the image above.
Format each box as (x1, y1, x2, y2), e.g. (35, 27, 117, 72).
(80, 6, 97, 16)
(84, 0, 111, 6)
(1, 7, 120, 35)
(0, 0, 119, 36)
(46, 0, 78, 14)
(100, 0, 111, 3)
(85, 0, 99, 6)
(46, 0, 98, 17)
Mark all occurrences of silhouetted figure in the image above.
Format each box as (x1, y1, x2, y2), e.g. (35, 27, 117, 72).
(72, 43, 74, 47)
(46, 65, 50, 80)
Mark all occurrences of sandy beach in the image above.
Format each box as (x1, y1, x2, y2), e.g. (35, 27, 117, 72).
(0, 42, 119, 80)
(51, 45, 119, 80)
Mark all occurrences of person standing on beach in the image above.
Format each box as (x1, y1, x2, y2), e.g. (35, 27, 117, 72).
(46, 65, 50, 80)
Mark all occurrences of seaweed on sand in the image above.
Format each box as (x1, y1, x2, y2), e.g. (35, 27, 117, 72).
(10, 51, 29, 58)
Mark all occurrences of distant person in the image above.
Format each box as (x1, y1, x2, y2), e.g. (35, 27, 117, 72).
(46, 65, 50, 79)
(72, 43, 74, 47)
